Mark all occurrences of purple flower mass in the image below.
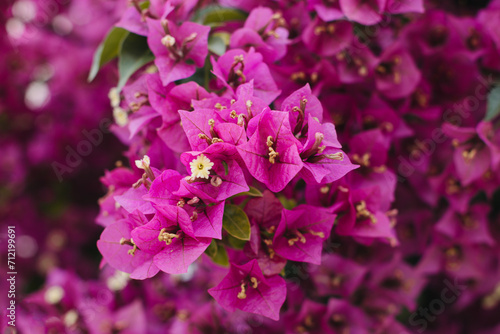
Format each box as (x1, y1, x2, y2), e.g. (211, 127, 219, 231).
(4, 0, 500, 332)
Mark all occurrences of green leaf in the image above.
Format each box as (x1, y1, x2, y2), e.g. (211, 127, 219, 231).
(278, 196, 297, 210)
(227, 233, 247, 249)
(231, 186, 263, 198)
(205, 239, 218, 257)
(194, 5, 247, 27)
(222, 204, 251, 240)
(222, 160, 229, 176)
(117, 33, 154, 91)
(485, 86, 500, 121)
(208, 35, 227, 56)
(88, 27, 129, 82)
(205, 240, 229, 266)
(212, 244, 229, 266)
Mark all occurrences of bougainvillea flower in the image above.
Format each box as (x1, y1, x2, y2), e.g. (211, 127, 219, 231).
(285, 300, 327, 333)
(299, 114, 358, 184)
(375, 44, 421, 99)
(116, 1, 173, 36)
(145, 169, 225, 239)
(178, 108, 226, 151)
(321, 299, 372, 333)
(97, 212, 160, 280)
(130, 210, 211, 274)
(307, 0, 344, 21)
(280, 84, 323, 135)
(339, 0, 387, 26)
(148, 74, 213, 153)
(147, 18, 210, 86)
(244, 222, 287, 275)
(334, 186, 398, 246)
(211, 48, 280, 104)
(477, 121, 500, 170)
(302, 16, 353, 57)
(86, 300, 147, 334)
(181, 143, 249, 202)
(273, 205, 335, 265)
(310, 253, 368, 298)
(208, 259, 286, 320)
(385, 0, 424, 14)
(237, 109, 303, 192)
(336, 40, 378, 84)
(442, 122, 491, 186)
(435, 204, 495, 246)
(230, 7, 289, 62)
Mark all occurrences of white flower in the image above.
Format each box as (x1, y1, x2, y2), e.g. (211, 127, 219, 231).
(135, 155, 150, 169)
(189, 154, 214, 179)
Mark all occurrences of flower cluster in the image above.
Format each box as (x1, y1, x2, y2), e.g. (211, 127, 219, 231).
(88, 0, 500, 330)
(6, 0, 500, 333)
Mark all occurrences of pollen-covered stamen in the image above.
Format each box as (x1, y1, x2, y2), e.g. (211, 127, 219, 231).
(161, 19, 171, 35)
(300, 132, 325, 159)
(182, 32, 197, 46)
(237, 283, 247, 299)
(466, 28, 481, 50)
(120, 238, 138, 256)
(314, 25, 326, 35)
(329, 313, 348, 332)
(198, 133, 212, 146)
(250, 277, 259, 289)
(237, 114, 247, 128)
(482, 282, 500, 310)
(288, 230, 307, 246)
(461, 214, 478, 229)
(462, 148, 477, 162)
(245, 100, 253, 118)
(187, 197, 199, 206)
(444, 246, 462, 270)
(190, 211, 198, 222)
(355, 201, 377, 224)
(307, 151, 344, 164)
(293, 98, 308, 134)
(177, 199, 186, 207)
(290, 71, 306, 82)
(230, 110, 237, 118)
(133, 173, 151, 190)
(227, 55, 246, 87)
(158, 228, 180, 245)
(210, 175, 222, 187)
(215, 103, 227, 110)
(296, 315, 315, 333)
(129, 98, 149, 112)
(189, 154, 214, 179)
(323, 152, 344, 161)
(307, 229, 325, 238)
(351, 152, 370, 167)
(179, 32, 198, 57)
(267, 136, 279, 164)
(207, 119, 223, 142)
(376, 57, 402, 85)
(263, 239, 276, 259)
(386, 209, 398, 228)
(135, 155, 155, 181)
